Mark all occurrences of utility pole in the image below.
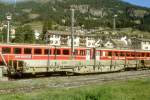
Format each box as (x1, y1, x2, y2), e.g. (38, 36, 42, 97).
(46, 34, 50, 67)
(71, 8, 75, 59)
(6, 15, 12, 43)
(113, 14, 117, 30)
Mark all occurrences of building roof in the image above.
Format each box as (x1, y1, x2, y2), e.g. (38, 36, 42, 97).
(46, 30, 101, 37)
(137, 38, 150, 42)
(111, 39, 128, 48)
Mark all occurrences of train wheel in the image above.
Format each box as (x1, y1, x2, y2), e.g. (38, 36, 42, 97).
(15, 72, 23, 78)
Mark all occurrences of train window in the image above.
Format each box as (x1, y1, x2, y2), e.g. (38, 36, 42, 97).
(120, 52, 125, 57)
(114, 52, 118, 56)
(108, 52, 112, 56)
(34, 48, 42, 55)
(14, 48, 21, 54)
(63, 49, 69, 55)
(2, 47, 11, 54)
(80, 50, 85, 56)
(54, 49, 61, 55)
(44, 49, 51, 55)
(126, 52, 130, 57)
(137, 52, 141, 57)
(131, 53, 135, 57)
(24, 48, 31, 54)
(142, 53, 145, 57)
(148, 53, 150, 57)
(146, 53, 149, 57)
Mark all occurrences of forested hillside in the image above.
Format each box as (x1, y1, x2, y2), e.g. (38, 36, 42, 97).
(0, 0, 150, 31)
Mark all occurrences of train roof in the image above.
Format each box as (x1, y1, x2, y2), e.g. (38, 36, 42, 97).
(96, 47, 150, 52)
(0, 43, 90, 49)
(0, 43, 150, 52)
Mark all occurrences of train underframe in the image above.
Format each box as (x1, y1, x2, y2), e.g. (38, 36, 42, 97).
(5, 59, 150, 76)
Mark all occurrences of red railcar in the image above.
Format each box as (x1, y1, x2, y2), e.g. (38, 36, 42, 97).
(0, 43, 150, 75)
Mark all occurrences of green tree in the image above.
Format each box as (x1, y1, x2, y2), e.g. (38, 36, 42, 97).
(14, 25, 35, 43)
(24, 25, 35, 43)
(0, 28, 7, 43)
(41, 20, 53, 40)
(14, 26, 25, 43)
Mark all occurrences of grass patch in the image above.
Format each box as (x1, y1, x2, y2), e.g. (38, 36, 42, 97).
(0, 78, 150, 100)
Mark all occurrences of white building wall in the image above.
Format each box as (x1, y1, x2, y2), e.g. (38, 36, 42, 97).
(86, 37, 95, 47)
(67, 36, 80, 47)
(104, 41, 114, 48)
(49, 34, 61, 46)
(141, 41, 150, 50)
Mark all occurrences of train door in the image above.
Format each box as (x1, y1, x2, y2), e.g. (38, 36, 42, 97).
(96, 50, 100, 60)
(86, 49, 90, 60)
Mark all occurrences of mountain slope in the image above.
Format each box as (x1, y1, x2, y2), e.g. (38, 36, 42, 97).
(0, 0, 150, 32)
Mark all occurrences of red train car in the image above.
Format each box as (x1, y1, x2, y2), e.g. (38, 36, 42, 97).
(0, 43, 150, 75)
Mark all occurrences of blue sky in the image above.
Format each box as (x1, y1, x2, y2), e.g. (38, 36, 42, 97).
(122, 0, 150, 8)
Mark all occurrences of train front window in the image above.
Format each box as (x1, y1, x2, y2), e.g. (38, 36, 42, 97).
(14, 48, 21, 54)
(2, 47, 11, 54)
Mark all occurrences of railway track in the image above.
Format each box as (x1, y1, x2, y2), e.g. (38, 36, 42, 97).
(0, 70, 150, 94)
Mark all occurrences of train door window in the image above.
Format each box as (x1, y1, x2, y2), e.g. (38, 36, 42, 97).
(108, 51, 112, 56)
(80, 50, 85, 56)
(34, 48, 42, 55)
(74, 49, 78, 55)
(2, 47, 11, 54)
(54, 49, 61, 55)
(44, 49, 51, 55)
(63, 49, 69, 55)
(24, 48, 31, 54)
(14, 48, 21, 54)
(86, 50, 90, 55)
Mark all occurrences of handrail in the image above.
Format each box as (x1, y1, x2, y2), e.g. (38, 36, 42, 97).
(0, 52, 7, 66)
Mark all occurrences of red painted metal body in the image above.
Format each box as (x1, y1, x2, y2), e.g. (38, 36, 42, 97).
(0, 44, 150, 63)
(1, 44, 150, 75)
